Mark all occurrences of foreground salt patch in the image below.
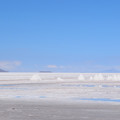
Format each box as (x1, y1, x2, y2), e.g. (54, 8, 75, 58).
(78, 75, 85, 80)
(30, 74, 42, 81)
(1, 81, 120, 103)
(57, 77, 63, 81)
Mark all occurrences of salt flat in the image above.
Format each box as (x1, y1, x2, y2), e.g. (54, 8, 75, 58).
(0, 73, 120, 102)
(0, 73, 120, 120)
(1, 100, 120, 120)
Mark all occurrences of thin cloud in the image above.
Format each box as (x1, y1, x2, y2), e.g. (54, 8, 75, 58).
(47, 65, 67, 69)
(47, 65, 57, 68)
(0, 61, 22, 71)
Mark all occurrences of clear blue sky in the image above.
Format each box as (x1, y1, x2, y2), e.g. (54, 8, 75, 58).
(0, 0, 120, 72)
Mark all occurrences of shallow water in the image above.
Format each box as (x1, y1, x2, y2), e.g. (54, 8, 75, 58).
(73, 98, 120, 102)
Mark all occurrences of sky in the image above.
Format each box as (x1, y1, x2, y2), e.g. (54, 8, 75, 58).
(0, 0, 120, 72)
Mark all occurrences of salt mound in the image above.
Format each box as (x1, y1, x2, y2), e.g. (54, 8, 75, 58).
(93, 74, 104, 81)
(106, 75, 120, 81)
(30, 74, 42, 81)
(57, 77, 63, 81)
(106, 75, 113, 80)
(78, 75, 85, 80)
(89, 76, 93, 80)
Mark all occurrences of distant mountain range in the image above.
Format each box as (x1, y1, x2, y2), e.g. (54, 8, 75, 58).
(0, 69, 7, 72)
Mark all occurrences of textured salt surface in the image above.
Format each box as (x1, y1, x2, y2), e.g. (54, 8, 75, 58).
(0, 73, 120, 104)
(1, 100, 120, 120)
(1, 73, 120, 120)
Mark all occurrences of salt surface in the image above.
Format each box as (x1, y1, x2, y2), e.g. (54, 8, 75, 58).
(0, 73, 120, 103)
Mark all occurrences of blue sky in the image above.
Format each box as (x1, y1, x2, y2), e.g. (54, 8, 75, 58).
(0, 0, 120, 72)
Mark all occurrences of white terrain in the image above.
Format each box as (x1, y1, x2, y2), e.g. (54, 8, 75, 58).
(0, 73, 120, 120)
(0, 73, 120, 102)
